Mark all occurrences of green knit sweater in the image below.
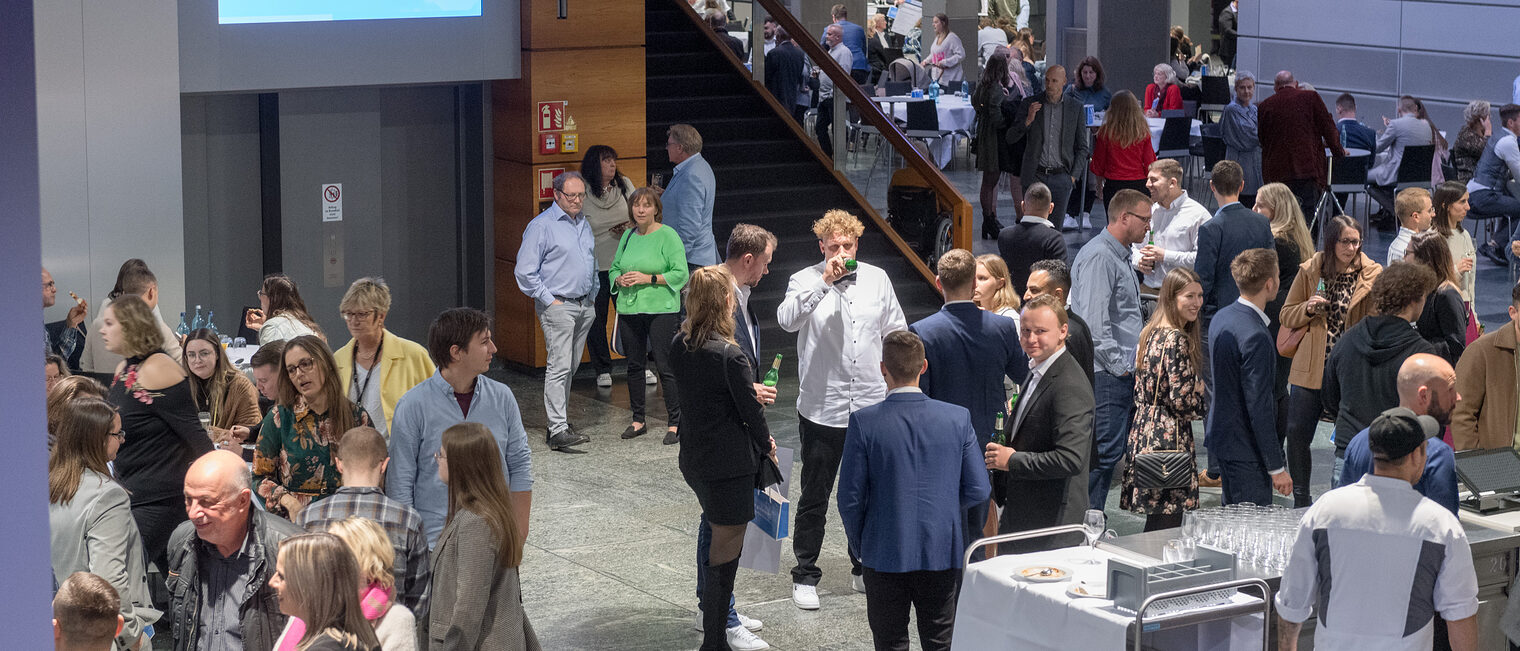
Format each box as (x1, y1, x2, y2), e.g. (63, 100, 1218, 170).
(609, 224, 689, 314)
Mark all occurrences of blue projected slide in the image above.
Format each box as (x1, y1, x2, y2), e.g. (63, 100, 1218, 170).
(220, 0, 482, 24)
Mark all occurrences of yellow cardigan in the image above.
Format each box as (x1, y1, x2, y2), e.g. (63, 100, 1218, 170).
(334, 329, 436, 431)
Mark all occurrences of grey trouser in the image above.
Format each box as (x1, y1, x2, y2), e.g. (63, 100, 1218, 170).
(539, 296, 596, 437)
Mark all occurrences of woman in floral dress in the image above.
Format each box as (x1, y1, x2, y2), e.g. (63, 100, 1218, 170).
(1121, 268, 1207, 532)
(255, 334, 368, 519)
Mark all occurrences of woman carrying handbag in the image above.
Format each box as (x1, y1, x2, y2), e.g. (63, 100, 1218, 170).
(1120, 268, 1208, 532)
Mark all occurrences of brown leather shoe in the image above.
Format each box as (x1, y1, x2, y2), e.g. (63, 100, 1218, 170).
(1196, 470, 1222, 488)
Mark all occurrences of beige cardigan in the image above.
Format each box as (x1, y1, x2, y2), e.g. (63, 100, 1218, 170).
(1278, 252, 1381, 390)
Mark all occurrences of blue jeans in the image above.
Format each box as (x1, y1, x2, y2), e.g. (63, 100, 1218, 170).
(1088, 371, 1135, 510)
(696, 514, 741, 629)
(1331, 456, 1345, 488)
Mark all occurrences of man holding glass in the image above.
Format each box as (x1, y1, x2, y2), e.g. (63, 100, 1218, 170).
(984, 295, 1094, 554)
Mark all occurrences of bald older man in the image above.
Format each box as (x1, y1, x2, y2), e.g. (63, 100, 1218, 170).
(1336, 354, 1460, 514)
(1258, 70, 1346, 221)
(165, 450, 300, 651)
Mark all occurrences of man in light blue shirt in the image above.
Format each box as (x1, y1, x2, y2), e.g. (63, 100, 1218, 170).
(660, 124, 718, 268)
(1070, 189, 1148, 510)
(515, 171, 596, 450)
(387, 308, 535, 546)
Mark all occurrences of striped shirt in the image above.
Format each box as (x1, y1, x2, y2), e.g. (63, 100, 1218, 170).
(297, 486, 430, 614)
(1276, 474, 1479, 650)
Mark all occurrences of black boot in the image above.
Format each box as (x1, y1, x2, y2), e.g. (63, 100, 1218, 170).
(699, 558, 741, 650)
(982, 214, 1000, 240)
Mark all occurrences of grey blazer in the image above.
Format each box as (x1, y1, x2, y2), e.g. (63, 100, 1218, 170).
(426, 509, 539, 651)
(49, 469, 162, 651)
(1007, 91, 1092, 182)
(1368, 115, 1433, 186)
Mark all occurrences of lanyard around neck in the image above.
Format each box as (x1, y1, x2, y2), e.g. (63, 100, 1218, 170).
(352, 336, 383, 403)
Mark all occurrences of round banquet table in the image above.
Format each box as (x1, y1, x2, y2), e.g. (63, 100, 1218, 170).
(877, 95, 975, 168)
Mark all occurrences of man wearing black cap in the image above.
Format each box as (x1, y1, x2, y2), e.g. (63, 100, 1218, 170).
(1336, 354, 1460, 514)
(1275, 408, 1480, 651)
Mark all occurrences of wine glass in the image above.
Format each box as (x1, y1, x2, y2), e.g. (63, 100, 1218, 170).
(1082, 509, 1106, 565)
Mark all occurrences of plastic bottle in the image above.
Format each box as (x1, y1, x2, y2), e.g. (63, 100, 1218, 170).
(176, 312, 190, 337)
(206, 310, 217, 335)
(763, 354, 782, 387)
(190, 305, 203, 331)
(960, 81, 969, 97)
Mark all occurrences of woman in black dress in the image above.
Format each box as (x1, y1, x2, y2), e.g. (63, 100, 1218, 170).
(103, 294, 215, 575)
(669, 266, 775, 651)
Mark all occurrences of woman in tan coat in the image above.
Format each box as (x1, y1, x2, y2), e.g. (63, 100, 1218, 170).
(1278, 215, 1381, 507)
(182, 328, 262, 448)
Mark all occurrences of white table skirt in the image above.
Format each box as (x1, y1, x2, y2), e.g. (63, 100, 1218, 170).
(950, 546, 1264, 651)
(1146, 117, 1203, 153)
(883, 95, 975, 168)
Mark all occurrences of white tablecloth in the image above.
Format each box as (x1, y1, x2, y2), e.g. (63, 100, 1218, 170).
(227, 344, 259, 368)
(881, 95, 975, 168)
(1146, 117, 1202, 153)
(951, 546, 1264, 651)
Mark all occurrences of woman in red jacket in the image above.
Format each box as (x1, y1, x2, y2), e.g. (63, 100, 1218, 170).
(1144, 64, 1184, 117)
(1090, 90, 1157, 210)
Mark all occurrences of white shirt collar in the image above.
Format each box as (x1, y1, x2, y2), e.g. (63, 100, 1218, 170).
(1020, 215, 1055, 228)
(1028, 346, 1066, 377)
(888, 386, 923, 395)
(1160, 191, 1189, 211)
(1235, 296, 1270, 325)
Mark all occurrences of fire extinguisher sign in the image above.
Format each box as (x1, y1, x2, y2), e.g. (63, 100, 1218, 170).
(537, 101, 567, 132)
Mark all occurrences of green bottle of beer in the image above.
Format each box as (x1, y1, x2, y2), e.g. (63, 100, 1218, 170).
(763, 354, 782, 387)
(1315, 278, 1326, 295)
(1147, 229, 1155, 246)
(993, 411, 1007, 445)
(844, 258, 858, 272)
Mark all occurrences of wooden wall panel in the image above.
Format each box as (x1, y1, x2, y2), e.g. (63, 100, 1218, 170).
(491, 49, 645, 166)
(521, 0, 644, 50)
(494, 257, 546, 367)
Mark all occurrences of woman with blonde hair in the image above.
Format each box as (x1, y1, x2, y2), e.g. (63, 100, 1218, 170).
(182, 327, 261, 448)
(333, 277, 435, 437)
(49, 397, 158, 651)
(255, 334, 369, 518)
(429, 422, 538, 650)
(328, 517, 417, 651)
(1144, 63, 1183, 117)
(269, 533, 382, 651)
(1089, 90, 1156, 209)
(973, 254, 1022, 323)
(1254, 182, 1314, 440)
(671, 266, 774, 651)
(103, 294, 215, 579)
(1121, 268, 1207, 531)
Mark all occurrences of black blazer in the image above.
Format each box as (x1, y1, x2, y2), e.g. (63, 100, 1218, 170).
(765, 42, 806, 110)
(998, 349, 1094, 553)
(997, 220, 1068, 295)
(1065, 307, 1096, 388)
(670, 332, 771, 481)
(1195, 202, 1273, 325)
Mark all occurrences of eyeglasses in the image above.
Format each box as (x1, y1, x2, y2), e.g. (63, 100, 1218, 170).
(1125, 210, 1153, 223)
(433, 451, 447, 462)
(186, 349, 218, 360)
(287, 357, 319, 377)
(42, 281, 56, 289)
(556, 190, 585, 199)
(341, 310, 376, 321)
(109, 430, 126, 442)
(257, 290, 267, 297)
(1337, 237, 1362, 247)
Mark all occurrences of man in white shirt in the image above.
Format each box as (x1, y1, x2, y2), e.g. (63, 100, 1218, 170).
(1276, 408, 1480, 651)
(1387, 187, 1434, 266)
(778, 210, 906, 610)
(1133, 159, 1210, 293)
(814, 24, 853, 157)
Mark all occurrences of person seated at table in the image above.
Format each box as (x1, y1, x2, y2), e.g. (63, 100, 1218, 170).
(1467, 104, 1520, 266)
(1220, 71, 1262, 206)
(244, 340, 285, 448)
(1336, 355, 1459, 514)
(984, 295, 1094, 554)
(1368, 96, 1436, 218)
(1144, 63, 1184, 118)
(1168, 25, 1202, 76)
(837, 330, 988, 651)
(245, 273, 324, 346)
(333, 277, 435, 439)
(1067, 56, 1111, 112)
(182, 327, 261, 449)
(1333, 93, 1377, 153)
(47, 375, 107, 450)
(1451, 100, 1491, 184)
(1089, 90, 1156, 213)
(255, 334, 370, 519)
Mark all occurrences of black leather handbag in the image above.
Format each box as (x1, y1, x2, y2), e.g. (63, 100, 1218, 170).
(1130, 450, 1194, 489)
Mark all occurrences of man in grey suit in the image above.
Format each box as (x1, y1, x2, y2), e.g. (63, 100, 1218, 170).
(1008, 65, 1091, 230)
(1367, 96, 1434, 216)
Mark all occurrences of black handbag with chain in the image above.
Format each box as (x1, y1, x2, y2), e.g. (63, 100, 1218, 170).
(1129, 335, 1195, 490)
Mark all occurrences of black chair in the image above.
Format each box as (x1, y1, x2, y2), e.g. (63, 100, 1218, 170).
(903, 99, 945, 140)
(1329, 154, 1372, 226)
(1199, 76, 1231, 121)
(1394, 144, 1436, 192)
(885, 81, 912, 96)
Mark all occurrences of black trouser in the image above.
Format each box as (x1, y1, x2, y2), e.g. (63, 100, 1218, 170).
(816, 96, 838, 155)
(1284, 385, 1323, 507)
(132, 495, 188, 609)
(618, 312, 680, 426)
(1218, 458, 1272, 505)
(588, 270, 614, 375)
(862, 567, 958, 651)
(791, 414, 861, 585)
(851, 69, 870, 83)
(1285, 178, 1322, 235)
(1144, 512, 1184, 532)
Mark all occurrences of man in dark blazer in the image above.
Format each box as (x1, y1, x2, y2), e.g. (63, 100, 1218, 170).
(985, 295, 1094, 553)
(910, 248, 1026, 560)
(1258, 70, 1348, 221)
(1206, 249, 1294, 505)
(838, 330, 989, 651)
(1196, 160, 1274, 330)
(765, 28, 807, 123)
(1024, 259, 1094, 388)
(1216, 1, 1238, 68)
(1333, 93, 1377, 153)
(1007, 65, 1091, 229)
(998, 183, 1068, 295)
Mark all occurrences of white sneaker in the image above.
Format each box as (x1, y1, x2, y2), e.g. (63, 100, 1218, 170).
(792, 583, 820, 610)
(645, 369, 658, 384)
(596, 372, 612, 388)
(852, 573, 866, 593)
(726, 625, 770, 650)
(693, 612, 762, 633)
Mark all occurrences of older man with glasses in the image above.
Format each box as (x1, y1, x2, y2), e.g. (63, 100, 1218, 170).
(515, 171, 598, 451)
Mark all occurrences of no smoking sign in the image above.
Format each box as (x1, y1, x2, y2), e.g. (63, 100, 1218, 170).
(322, 183, 343, 222)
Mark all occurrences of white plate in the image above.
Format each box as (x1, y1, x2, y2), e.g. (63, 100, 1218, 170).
(1066, 581, 1107, 599)
(1012, 564, 1074, 583)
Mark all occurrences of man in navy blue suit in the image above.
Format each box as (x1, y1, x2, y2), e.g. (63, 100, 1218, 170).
(1196, 160, 1275, 330)
(910, 248, 1026, 559)
(838, 330, 989, 651)
(1207, 249, 1294, 504)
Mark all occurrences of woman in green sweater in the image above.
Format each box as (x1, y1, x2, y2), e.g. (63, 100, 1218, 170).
(610, 187, 690, 444)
